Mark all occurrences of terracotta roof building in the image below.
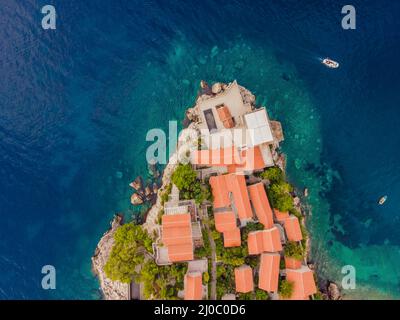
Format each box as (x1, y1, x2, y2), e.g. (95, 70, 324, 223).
(223, 228, 241, 247)
(209, 173, 253, 223)
(283, 215, 303, 242)
(285, 266, 317, 300)
(161, 213, 194, 262)
(273, 209, 289, 222)
(248, 183, 274, 229)
(248, 227, 282, 255)
(258, 253, 280, 293)
(224, 173, 253, 222)
(194, 147, 239, 168)
(284, 256, 302, 270)
(216, 104, 235, 129)
(193, 146, 269, 174)
(234, 265, 254, 293)
(214, 210, 237, 232)
(214, 210, 241, 248)
(184, 272, 203, 300)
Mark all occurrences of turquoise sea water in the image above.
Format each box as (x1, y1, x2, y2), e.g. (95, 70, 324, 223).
(1, 0, 399, 299)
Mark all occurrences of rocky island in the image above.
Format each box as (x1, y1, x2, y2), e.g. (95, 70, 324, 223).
(92, 80, 341, 300)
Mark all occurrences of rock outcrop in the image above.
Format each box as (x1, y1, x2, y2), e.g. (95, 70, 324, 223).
(92, 215, 129, 300)
(131, 193, 144, 205)
(327, 281, 342, 300)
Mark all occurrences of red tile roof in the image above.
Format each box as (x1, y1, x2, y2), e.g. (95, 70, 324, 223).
(227, 147, 266, 173)
(194, 147, 239, 167)
(214, 210, 237, 233)
(273, 209, 289, 222)
(184, 272, 203, 300)
(224, 173, 253, 221)
(216, 105, 235, 129)
(161, 214, 194, 262)
(248, 227, 282, 255)
(235, 265, 254, 293)
(209, 173, 253, 222)
(210, 175, 230, 208)
(283, 215, 303, 242)
(284, 256, 302, 270)
(248, 183, 274, 229)
(223, 228, 241, 247)
(259, 253, 280, 293)
(285, 266, 317, 300)
(193, 146, 266, 173)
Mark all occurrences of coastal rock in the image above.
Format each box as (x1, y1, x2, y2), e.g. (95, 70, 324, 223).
(186, 107, 199, 123)
(200, 80, 209, 90)
(239, 85, 256, 106)
(148, 162, 156, 176)
(152, 183, 159, 195)
(145, 185, 152, 197)
(92, 215, 129, 300)
(131, 193, 144, 205)
(211, 82, 222, 94)
(130, 176, 142, 190)
(293, 196, 301, 207)
(328, 282, 342, 300)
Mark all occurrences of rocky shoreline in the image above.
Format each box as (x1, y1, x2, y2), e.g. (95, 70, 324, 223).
(92, 214, 130, 300)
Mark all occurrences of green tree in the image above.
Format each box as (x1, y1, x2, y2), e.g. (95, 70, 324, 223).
(203, 272, 210, 284)
(268, 181, 294, 212)
(171, 164, 209, 204)
(255, 288, 269, 300)
(284, 241, 304, 260)
(260, 167, 284, 183)
(104, 223, 153, 283)
(279, 280, 294, 299)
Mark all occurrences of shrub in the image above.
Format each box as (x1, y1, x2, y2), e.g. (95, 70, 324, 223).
(171, 164, 209, 204)
(203, 272, 210, 284)
(255, 289, 269, 300)
(279, 280, 294, 299)
(284, 241, 304, 260)
(260, 167, 284, 183)
(104, 223, 153, 283)
(268, 181, 294, 212)
(160, 183, 172, 205)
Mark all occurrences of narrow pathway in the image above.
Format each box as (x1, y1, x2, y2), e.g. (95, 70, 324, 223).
(202, 205, 217, 300)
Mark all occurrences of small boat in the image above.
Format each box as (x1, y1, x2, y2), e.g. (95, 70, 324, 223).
(322, 58, 339, 69)
(378, 195, 387, 205)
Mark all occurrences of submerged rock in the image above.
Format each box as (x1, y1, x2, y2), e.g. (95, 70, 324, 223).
(327, 282, 342, 300)
(130, 176, 142, 190)
(152, 183, 159, 194)
(212, 82, 222, 94)
(144, 185, 152, 197)
(281, 72, 291, 81)
(131, 193, 144, 205)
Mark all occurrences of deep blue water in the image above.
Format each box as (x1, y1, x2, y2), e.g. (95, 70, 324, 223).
(0, 0, 399, 299)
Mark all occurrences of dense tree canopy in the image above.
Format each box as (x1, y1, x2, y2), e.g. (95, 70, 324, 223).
(171, 164, 211, 204)
(260, 167, 284, 183)
(104, 223, 153, 283)
(268, 181, 294, 212)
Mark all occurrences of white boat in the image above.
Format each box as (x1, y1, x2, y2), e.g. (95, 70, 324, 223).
(322, 58, 339, 69)
(378, 195, 387, 205)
